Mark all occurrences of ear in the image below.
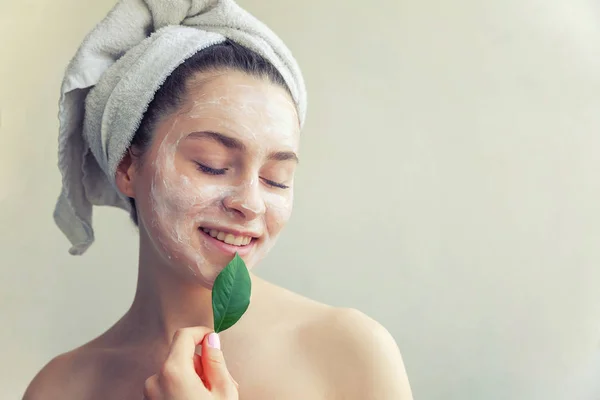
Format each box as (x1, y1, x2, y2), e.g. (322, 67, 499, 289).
(115, 149, 137, 199)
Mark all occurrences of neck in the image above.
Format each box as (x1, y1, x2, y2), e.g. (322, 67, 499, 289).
(120, 238, 262, 348)
(127, 253, 214, 345)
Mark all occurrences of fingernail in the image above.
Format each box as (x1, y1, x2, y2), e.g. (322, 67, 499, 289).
(208, 332, 221, 349)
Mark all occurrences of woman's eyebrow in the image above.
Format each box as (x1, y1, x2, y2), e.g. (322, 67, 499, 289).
(187, 131, 246, 151)
(268, 151, 299, 164)
(187, 130, 299, 163)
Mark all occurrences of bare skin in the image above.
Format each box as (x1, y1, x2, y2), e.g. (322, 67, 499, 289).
(24, 277, 411, 400)
(24, 71, 413, 400)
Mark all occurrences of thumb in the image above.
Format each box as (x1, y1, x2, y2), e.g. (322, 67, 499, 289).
(202, 332, 237, 396)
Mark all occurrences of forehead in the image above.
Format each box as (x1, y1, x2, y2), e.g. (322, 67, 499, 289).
(175, 70, 300, 148)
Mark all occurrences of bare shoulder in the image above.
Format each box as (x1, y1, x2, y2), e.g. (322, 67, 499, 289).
(302, 307, 414, 400)
(23, 347, 98, 400)
(248, 279, 413, 398)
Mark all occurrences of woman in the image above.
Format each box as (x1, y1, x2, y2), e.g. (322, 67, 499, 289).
(24, 1, 413, 399)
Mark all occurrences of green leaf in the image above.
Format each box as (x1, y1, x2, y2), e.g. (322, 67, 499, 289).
(212, 253, 252, 333)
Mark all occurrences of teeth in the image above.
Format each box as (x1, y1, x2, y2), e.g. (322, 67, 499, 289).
(202, 228, 253, 247)
(224, 234, 235, 244)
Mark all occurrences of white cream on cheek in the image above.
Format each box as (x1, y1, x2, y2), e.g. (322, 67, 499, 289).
(149, 127, 215, 275)
(259, 189, 294, 258)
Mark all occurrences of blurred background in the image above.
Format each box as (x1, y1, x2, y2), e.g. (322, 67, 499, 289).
(1, 0, 600, 399)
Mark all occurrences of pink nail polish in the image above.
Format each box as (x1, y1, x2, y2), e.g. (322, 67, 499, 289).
(208, 332, 221, 349)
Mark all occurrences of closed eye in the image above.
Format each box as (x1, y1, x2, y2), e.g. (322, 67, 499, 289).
(261, 178, 289, 189)
(196, 162, 289, 189)
(196, 163, 228, 175)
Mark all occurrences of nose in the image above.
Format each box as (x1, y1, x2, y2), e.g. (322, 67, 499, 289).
(222, 177, 266, 220)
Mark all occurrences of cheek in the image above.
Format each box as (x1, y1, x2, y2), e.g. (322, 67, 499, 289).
(149, 137, 225, 219)
(152, 174, 220, 215)
(143, 135, 230, 267)
(265, 189, 294, 234)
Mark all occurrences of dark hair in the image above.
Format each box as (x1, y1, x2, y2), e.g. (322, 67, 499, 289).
(127, 40, 292, 226)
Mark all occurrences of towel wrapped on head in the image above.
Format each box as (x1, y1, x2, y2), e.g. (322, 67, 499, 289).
(53, 0, 307, 255)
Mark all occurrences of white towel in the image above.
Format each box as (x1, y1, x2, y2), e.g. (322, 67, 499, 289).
(53, 0, 307, 255)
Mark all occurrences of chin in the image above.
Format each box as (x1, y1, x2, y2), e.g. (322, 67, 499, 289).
(148, 222, 273, 282)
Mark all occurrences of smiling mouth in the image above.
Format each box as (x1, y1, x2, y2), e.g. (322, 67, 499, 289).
(200, 228, 254, 247)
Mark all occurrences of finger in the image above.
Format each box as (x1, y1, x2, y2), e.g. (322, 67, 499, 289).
(167, 327, 213, 367)
(231, 373, 239, 390)
(194, 353, 210, 388)
(193, 353, 203, 378)
(143, 375, 159, 399)
(227, 369, 239, 389)
(229, 372, 240, 389)
(201, 332, 237, 396)
(194, 348, 236, 389)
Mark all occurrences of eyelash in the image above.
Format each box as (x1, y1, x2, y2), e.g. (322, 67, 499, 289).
(195, 163, 290, 189)
(196, 163, 228, 175)
(262, 179, 290, 190)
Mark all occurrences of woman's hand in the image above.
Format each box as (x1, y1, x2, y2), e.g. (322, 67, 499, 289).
(143, 327, 239, 400)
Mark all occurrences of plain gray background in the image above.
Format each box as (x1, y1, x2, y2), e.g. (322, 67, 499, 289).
(1, 0, 600, 399)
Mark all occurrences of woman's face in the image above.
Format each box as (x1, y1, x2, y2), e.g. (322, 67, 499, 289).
(130, 70, 300, 287)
